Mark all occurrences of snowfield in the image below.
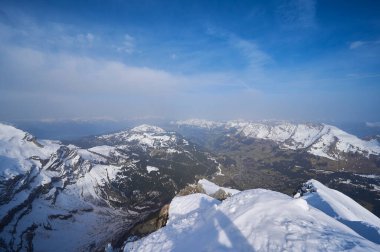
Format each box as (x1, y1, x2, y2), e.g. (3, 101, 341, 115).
(124, 179, 380, 252)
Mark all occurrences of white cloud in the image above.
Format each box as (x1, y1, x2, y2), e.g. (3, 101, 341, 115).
(349, 40, 380, 50)
(0, 46, 179, 95)
(233, 37, 271, 70)
(366, 122, 380, 128)
(205, 27, 273, 87)
(349, 41, 365, 49)
(0, 43, 265, 120)
(76, 32, 95, 46)
(116, 34, 135, 54)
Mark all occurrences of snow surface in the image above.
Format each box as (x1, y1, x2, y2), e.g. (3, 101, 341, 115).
(0, 123, 131, 252)
(131, 124, 166, 133)
(0, 123, 60, 179)
(301, 179, 380, 244)
(125, 180, 380, 252)
(355, 174, 380, 179)
(146, 166, 159, 173)
(99, 124, 177, 150)
(198, 179, 240, 196)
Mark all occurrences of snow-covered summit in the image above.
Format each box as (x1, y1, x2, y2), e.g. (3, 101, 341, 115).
(97, 124, 177, 150)
(174, 119, 380, 160)
(125, 179, 380, 252)
(0, 123, 60, 179)
(0, 122, 28, 141)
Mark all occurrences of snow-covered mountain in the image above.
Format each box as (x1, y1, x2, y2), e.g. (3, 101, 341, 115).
(124, 179, 380, 252)
(174, 119, 380, 160)
(0, 123, 219, 251)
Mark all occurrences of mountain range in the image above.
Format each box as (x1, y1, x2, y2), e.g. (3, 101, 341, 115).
(174, 119, 380, 161)
(0, 123, 218, 251)
(0, 120, 380, 251)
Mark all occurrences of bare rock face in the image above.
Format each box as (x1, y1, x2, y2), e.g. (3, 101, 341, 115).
(128, 204, 170, 238)
(156, 204, 170, 228)
(177, 183, 206, 196)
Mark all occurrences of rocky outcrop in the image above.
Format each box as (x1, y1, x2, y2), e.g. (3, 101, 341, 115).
(127, 204, 170, 238)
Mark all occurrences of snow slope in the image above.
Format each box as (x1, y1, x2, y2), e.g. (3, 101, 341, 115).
(125, 180, 380, 252)
(0, 123, 60, 179)
(174, 119, 380, 160)
(198, 178, 240, 196)
(300, 179, 380, 244)
(0, 123, 132, 251)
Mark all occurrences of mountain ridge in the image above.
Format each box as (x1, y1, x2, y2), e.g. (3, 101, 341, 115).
(0, 123, 219, 251)
(173, 119, 380, 160)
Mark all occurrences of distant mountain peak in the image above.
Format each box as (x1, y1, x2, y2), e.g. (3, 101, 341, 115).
(130, 124, 166, 133)
(174, 119, 224, 129)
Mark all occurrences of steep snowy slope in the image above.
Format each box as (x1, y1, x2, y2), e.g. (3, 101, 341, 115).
(297, 179, 380, 244)
(0, 123, 135, 251)
(173, 119, 380, 160)
(0, 123, 60, 180)
(125, 180, 380, 252)
(0, 123, 219, 251)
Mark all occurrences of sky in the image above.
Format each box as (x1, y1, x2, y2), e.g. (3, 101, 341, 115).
(0, 0, 379, 123)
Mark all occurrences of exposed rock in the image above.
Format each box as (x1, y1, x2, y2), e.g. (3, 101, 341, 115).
(128, 204, 170, 238)
(211, 188, 231, 201)
(177, 183, 206, 196)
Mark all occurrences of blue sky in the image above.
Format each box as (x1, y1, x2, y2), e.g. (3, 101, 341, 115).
(0, 0, 379, 122)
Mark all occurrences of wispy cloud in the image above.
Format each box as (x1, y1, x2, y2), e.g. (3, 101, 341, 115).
(366, 122, 380, 128)
(349, 39, 380, 49)
(232, 36, 272, 71)
(115, 34, 135, 54)
(205, 26, 273, 88)
(0, 3, 379, 122)
(349, 41, 366, 49)
(76, 33, 95, 47)
(276, 0, 317, 29)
